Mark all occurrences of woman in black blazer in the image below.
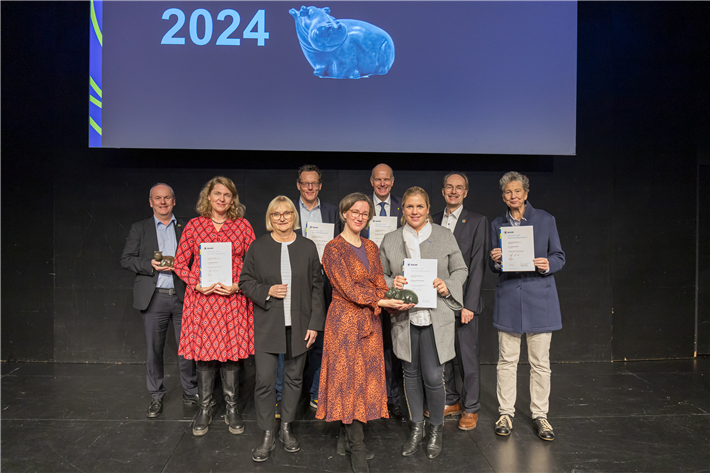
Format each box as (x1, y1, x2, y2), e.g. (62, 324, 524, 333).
(239, 196, 326, 462)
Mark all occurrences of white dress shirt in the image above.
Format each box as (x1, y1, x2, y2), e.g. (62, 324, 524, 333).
(440, 205, 464, 233)
(373, 193, 392, 216)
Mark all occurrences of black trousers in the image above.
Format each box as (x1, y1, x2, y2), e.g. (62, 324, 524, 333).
(443, 315, 481, 413)
(402, 324, 445, 425)
(141, 292, 197, 400)
(254, 327, 307, 431)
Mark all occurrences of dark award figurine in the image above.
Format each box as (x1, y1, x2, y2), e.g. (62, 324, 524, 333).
(385, 287, 419, 305)
(153, 251, 175, 269)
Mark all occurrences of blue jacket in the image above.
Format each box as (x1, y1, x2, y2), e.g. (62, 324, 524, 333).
(489, 202, 565, 334)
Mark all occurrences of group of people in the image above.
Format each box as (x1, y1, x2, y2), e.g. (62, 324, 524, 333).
(120, 165, 565, 473)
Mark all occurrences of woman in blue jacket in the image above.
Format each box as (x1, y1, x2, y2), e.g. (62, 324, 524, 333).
(489, 171, 565, 442)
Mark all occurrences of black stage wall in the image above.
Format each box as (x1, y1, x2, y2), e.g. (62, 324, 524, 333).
(2, 2, 709, 364)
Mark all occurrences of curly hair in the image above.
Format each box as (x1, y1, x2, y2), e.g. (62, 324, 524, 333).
(499, 171, 530, 193)
(196, 176, 246, 220)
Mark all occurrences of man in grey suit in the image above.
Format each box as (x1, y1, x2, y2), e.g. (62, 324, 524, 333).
(120, 183, 197, 418)
(430, 172, 489, 431)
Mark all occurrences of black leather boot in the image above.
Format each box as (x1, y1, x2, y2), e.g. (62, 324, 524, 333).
(221, 364, 244, 434)
(401, 420, 426, 456)
(337, 424, 375, 459)
(193, 365, 215, 436)
(426, 423, 443, 459)
(344, 421, 369, 473)
(252, 430, 276, 462)
(279, 421, 300, 453)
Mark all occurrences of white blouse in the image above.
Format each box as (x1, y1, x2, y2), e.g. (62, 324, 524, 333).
(280, 240, 295, 326)
(403, 222, 433, 327)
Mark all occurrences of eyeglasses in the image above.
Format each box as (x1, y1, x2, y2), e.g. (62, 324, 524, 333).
(298, 181, 321, 188)
(348, 210, 369, 220)
(271, 211, 293, 220)
(444, 185, 466, 193)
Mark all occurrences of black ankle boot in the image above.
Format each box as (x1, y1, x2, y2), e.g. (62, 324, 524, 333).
(252, 430, 276, 462)
(279, 421, 300, 453)
(221, 366, 244, 434)
(193, 367, 215, 436)
(426, 423, 443, 459)
(401, 420, 426, 456)
(344, 421, 369, 473)
(337, 424, 375, 459)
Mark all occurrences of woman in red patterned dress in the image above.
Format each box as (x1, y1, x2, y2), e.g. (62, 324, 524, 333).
(174, 176, 255, 437)
(316, 193, 414, 473)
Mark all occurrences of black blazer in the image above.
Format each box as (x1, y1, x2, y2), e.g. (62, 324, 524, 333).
(120, 216, 188, 310)
(239, 234, 325, 357)
(431, 207, 489, 315)
(294, 198, 342, 236)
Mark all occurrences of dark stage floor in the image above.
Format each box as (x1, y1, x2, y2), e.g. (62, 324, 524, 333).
(1, 358, 708, 473)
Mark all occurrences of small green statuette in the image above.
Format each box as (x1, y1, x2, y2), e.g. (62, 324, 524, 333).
(385, 287, 419, 305)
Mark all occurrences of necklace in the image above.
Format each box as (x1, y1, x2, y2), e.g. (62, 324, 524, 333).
(212, 218, 227, 224)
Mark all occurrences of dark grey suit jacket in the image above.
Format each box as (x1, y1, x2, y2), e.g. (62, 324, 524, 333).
(120, 216, 188, 310)
(239, 234, 325, 357)
(431, 207, 489, 315)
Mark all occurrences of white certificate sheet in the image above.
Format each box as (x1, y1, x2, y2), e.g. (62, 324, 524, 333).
(368, 216, 398, 247)
(403, 258, 438, 309)
(500, 226, 535, 272)
(200, 242, 232, 286)
(304, 222, 335, 262)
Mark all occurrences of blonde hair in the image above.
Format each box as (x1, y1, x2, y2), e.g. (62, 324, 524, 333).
(400, 186, 434, 227)
(265, 196, 300, 232)
(196, 176, 245, 220)
(339, 192, 375, 226)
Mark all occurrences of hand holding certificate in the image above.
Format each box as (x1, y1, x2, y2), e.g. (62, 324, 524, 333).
(200, 242, 232, 287)
(500, 226, 535, 272)
(402, 258, 438, 309)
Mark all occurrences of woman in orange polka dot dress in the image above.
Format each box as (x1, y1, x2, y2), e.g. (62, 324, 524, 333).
(174, 176, 255, 437)
(316, 193, 414, 473)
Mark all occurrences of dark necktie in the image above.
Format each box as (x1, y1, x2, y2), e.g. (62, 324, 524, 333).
(379, 202, 387, 216)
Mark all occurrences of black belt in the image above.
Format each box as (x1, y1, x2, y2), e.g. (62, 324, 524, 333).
(155, 288, 177, 295)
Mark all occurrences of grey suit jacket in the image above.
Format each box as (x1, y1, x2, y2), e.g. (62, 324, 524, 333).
(120, 216, 188, 310)
(379, 224, 468, 364)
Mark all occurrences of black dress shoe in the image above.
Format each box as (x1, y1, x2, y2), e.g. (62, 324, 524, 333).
(533, 417, 555, 441)
(425, 423, 443, 459)
(279, 422, 300, 453)
(388, 402, 407, 422)
(182, 393, 199, 405)
(495, 414, 513, 436)
(252, 430, 277, 462)
(147, 399, 163, 418)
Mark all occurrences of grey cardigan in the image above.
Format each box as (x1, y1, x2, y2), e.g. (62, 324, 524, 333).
(379, 224, 468, 364)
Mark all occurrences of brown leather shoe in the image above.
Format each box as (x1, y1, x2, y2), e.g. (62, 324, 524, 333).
(458, 412, 478, 430)
(424, 402, 462, 418)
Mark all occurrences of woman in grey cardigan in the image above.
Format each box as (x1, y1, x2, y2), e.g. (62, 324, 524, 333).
(239, 196, 325, 462)
(380, 187, 468, 459)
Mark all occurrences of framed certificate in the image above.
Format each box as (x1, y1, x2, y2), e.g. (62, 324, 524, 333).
(500, 226, 535, 272)
(200, 242, 232, 286)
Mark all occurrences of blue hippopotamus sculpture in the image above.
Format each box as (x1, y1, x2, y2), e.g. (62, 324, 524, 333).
(289, 6, 395, 79)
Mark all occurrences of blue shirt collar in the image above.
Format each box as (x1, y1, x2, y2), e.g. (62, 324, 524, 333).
(153, 214, 176, 227)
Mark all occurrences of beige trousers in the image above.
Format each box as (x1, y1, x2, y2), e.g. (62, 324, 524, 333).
(496, 331, 552, 419)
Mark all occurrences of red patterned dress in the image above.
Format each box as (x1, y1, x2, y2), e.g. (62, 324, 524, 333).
(316, 235, 389, 424)
(174, 216, 255, 361)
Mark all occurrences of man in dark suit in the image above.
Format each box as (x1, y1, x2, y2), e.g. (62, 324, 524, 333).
(431, 172, 489, 430)
(293, 164, 340, 410)
(369, 163, 406, 421)
(120, 183, 197, 418)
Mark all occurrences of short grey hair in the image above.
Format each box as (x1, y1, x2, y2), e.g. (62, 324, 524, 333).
(149, 182, 175, 199)
(499, 172, 530, 193)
